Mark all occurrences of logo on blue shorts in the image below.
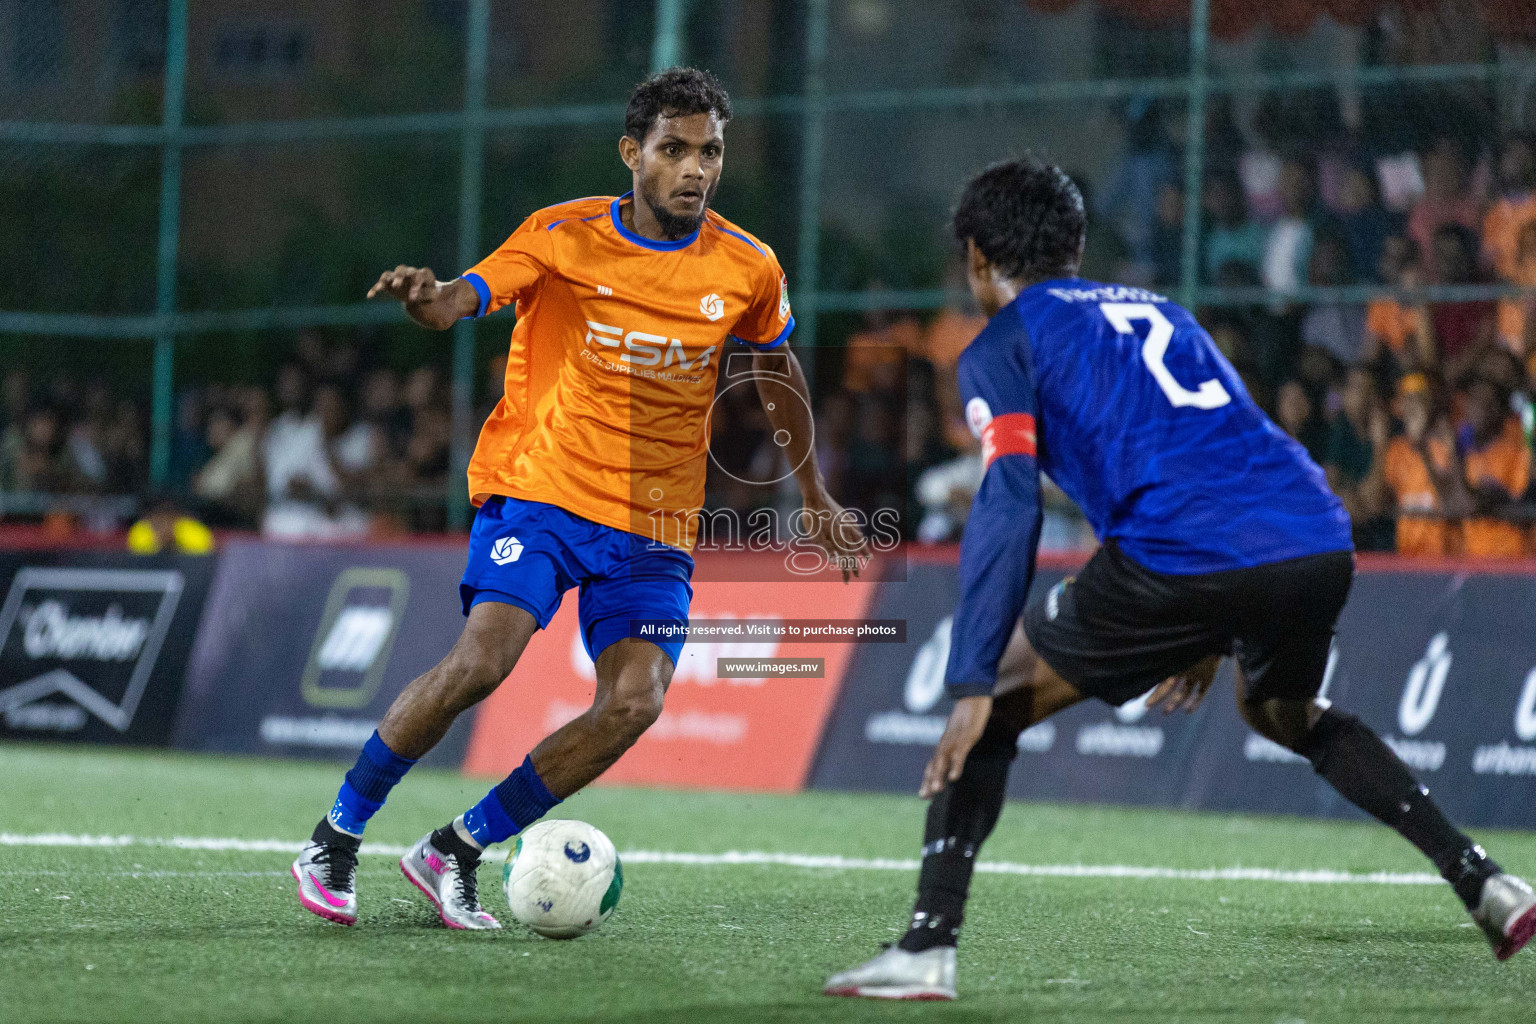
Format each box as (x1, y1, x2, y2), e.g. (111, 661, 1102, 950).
(491, 536, 524, 565)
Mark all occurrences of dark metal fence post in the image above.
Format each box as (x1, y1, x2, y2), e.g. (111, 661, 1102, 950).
(449, 0, 491, 529)
(1178, 0, 1211, 310)
(149, 0, 189, 487)
(795, 0, 830, 379)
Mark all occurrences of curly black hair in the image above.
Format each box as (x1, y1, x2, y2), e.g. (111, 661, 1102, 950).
(624, 67, 733, 144)
(953, 156, 1086, 282)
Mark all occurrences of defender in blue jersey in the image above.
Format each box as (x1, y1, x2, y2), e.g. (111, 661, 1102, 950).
(825, 158, 1535, 1001)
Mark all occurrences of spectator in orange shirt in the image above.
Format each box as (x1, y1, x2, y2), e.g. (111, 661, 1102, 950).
(1458, 376, 1531, 559)
(1483, 136, 1536, 281)
(1496, 220, 1536, 358)
(922, 302, 989, 451)
(842, 303, 922, 394)
(923, 306, 987, 369)
(1378, 373, 1464, 557)
(1363, 235, 1419, 368)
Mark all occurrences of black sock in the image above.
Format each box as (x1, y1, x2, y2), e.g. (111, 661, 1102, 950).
(899, 712, 1019, 952)
(1302, 708, 1498, 908)
(430, 823, 482, 864)
(312, 817, 360, 849)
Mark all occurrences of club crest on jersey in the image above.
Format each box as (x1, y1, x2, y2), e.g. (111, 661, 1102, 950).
(585, 320, 716, 371)
(965, 397, 993, 438)
(778, 273, 790, 319)
(490, 536, 524, 565)
(699, 293, 725, 321)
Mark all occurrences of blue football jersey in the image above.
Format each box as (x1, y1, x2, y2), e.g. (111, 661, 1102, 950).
(944, 278, 1352, 695)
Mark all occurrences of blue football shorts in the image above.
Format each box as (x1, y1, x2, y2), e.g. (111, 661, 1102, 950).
(459, 496, 694, 665)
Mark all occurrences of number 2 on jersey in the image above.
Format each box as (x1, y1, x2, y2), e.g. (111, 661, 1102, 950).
(1099, 302, 1231, 411)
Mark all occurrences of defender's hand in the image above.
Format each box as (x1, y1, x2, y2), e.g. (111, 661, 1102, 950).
(367, 265, 440, 304)
(1146, 654, 1221, 714)
(801, 490, 871, 582)
(920, 696, 992, 799)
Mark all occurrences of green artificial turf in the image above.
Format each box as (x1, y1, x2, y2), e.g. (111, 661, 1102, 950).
(2, 743, 1534, 1023)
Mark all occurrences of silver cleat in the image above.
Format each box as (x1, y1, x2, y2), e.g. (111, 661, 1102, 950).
(1471, 873, 1536, 961)
(399, 832, 501, 931)
(823, 946, 957, 1001)
(292, 837, 359, 926)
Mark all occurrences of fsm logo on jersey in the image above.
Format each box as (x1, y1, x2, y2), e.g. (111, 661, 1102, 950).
(584, 319, 717, 372)
(0, 568, 183, 734)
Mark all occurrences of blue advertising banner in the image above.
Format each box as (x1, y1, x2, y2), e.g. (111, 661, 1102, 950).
(0, 551, 215, 746)
(809, 560, 1536, 830)
(172, 539, 477, 767)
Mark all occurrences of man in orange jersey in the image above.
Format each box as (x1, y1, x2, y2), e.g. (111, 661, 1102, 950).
(293, 68, 867, 930)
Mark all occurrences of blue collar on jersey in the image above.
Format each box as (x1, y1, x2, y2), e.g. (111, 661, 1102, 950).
(609, 192, 702, 251)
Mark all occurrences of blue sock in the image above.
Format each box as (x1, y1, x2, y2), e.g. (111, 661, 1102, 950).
(458, 756, 561, 847)
(327, 731, 417, 836)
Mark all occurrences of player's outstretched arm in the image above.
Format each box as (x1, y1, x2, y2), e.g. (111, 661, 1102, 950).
(753, 348, 870, 581)
(366, 265, 479, 331)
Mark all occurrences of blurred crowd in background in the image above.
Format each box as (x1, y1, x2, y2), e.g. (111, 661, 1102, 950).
(6, 103, 1536, 558)
(893, 98, 1536, 561)
(0, 329, 473, 540)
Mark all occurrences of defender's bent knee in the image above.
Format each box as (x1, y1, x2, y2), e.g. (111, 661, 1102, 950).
(1239, 695, 1320, 756)
(1294, 707, 1374, 773)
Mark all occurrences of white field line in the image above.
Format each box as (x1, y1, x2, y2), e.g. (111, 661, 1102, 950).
(3, 869, 291, 878)
(0, 833, 1442, 886)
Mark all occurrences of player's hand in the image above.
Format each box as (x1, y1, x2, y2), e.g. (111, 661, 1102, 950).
(800, 489, 871, 582)
(1145, 654, 1221, 714)
(367, 265, 440, 304)
(920, 695, 992, 799)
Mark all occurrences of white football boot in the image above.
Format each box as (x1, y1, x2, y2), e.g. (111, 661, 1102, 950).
(292, 828, 360, 926)
(1471, 872, 1536, 961)
(399, 832, 501, 930)
(823, 946, 957, 1001)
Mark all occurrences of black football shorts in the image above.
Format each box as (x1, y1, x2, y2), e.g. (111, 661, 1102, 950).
(1022, 539, 1355, 707)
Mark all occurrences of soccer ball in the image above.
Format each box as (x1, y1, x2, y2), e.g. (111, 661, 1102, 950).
(503, 819, 622, 939)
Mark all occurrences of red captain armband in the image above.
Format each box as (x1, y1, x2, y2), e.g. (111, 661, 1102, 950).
(981, 413, 1037, 468)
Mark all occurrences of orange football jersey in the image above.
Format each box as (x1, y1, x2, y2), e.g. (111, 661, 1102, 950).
(461, 193, 793, 551)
